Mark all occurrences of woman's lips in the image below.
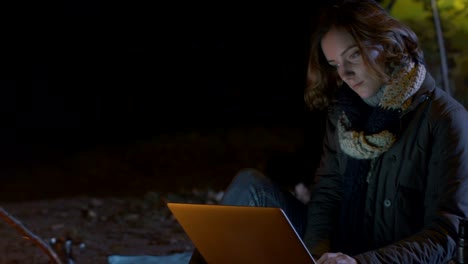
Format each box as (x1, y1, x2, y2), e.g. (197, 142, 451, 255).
(352, 81, 363, 89)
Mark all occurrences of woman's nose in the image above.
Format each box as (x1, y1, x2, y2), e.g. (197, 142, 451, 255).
(338, 62, 354, 80)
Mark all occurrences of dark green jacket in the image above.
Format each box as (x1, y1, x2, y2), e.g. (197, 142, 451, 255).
(304, 73, 468, 263)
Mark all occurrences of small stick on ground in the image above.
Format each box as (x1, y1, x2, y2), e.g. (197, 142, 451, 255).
(0, 207, 63, 264)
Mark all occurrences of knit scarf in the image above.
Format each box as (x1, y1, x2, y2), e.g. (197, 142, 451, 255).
(337, 62, 426, 159)
(333, 62, 426, 255)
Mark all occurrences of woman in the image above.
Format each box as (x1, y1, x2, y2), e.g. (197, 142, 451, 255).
(303, 0, 468, 262)
(189, 0, 468, 263)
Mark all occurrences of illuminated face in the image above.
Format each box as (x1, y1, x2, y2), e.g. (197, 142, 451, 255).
(320, 27, 384, 99)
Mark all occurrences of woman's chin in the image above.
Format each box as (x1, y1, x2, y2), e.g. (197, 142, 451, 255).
(356, 91, 372, 99)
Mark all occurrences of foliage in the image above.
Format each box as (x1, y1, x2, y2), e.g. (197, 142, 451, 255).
(381, 0, 468, 107)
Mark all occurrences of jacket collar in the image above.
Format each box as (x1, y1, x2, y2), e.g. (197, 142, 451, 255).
(403, 70, 435, 114)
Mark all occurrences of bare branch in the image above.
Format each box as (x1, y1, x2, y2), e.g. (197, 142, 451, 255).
(0, 207, 63, 264)
(431, 0, 451, 94)
(386, 0, 397, 11)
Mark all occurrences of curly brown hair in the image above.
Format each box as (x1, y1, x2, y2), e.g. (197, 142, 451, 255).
(304, 0, 423, 110)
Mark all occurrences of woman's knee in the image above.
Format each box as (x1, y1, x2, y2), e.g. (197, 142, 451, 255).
(231, 168, 270, 187)
(220, 168, 272, 205)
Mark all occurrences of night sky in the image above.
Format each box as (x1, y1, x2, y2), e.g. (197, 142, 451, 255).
(0, 2, 323, 164)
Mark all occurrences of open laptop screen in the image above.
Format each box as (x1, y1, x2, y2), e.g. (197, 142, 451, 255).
(167, 202, 316, 264)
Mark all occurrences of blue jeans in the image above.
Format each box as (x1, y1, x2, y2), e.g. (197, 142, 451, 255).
(221, 168, 307, 234)
(189, 168, 307, 263)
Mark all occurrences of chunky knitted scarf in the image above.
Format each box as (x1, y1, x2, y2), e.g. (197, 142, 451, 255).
(333, 62, 426, 255)
(337, 62, 426, 159)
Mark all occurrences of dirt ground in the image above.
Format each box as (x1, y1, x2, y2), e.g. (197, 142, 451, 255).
(0, 189, 223, 264)
(0, 126, 312, 264)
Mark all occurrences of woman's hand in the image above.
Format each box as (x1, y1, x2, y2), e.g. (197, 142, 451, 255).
(316, 252, 357, 264)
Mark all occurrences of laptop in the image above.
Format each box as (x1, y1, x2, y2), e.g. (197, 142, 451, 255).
(167, 202, 317, 264)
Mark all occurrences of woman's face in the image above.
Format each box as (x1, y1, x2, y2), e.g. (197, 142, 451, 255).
(321, 27, 384, 99)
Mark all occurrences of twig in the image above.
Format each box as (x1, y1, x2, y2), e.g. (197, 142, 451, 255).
(386, 0, 397, 11)
(431, 0, 451, 95)
(0, 207, 63, 264)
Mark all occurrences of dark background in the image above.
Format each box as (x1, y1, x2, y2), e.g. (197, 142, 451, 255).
(0, 2, 321, 156)
(0, 2, 332, 200)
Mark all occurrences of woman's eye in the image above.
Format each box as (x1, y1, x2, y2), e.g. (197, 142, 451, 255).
(349, 51, 360, 60)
